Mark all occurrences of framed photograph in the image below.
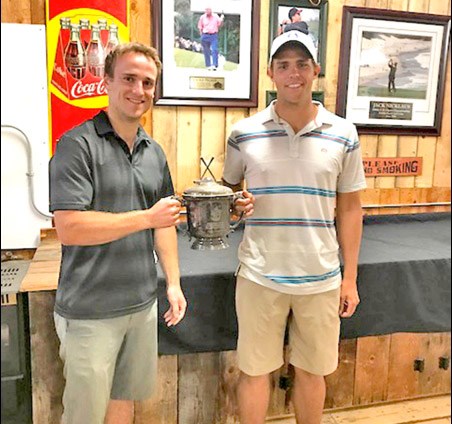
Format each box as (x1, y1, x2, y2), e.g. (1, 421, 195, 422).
(152, 0, 260, 107)
(336, 7, 451, 136)
(269, 0, 328, 76)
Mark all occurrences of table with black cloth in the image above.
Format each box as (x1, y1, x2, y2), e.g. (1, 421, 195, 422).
(157, 212, 451, 355)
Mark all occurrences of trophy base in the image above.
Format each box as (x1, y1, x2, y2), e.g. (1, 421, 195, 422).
(191, 237, 229, 250)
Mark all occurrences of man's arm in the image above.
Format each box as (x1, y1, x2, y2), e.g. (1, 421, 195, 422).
(335, 191, 363, 318)
(218, 13, 225, 28)
(53, 197, 181, 246)
(154, 226, 186, 326)
(198, 15, 204, 34)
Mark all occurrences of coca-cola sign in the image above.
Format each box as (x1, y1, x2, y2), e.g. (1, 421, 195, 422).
(71, 79, 107, 99)
(47, 0, 129, 152)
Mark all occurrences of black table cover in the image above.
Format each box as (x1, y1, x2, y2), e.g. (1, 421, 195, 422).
(157, 213, 451, 355)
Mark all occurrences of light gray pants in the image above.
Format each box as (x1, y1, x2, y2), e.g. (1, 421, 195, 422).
(54, 301, 157, 424)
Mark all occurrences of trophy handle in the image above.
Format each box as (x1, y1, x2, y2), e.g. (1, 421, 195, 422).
(230, 191, 245, 231)
(171, 195, 190, 239)
(171, 194, 186, 207)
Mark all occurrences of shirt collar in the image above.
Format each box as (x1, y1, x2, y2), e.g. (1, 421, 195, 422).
(93, 110, 152, 146)
(264, 100, 336, 129)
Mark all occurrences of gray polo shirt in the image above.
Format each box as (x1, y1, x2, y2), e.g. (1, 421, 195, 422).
(49, 111, 174, 319)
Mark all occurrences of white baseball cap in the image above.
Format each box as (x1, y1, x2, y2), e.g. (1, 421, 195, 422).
(269, 30, 317, 63)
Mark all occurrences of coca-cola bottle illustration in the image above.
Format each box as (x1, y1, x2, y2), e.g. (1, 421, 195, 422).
(79, 18, 91, 49)
(86, 24, 105, 78)
(105, 24, 120, 57)
(59, 17, 71, 49)
(97, 18, 109, 47)
(64, 24, 87, 80)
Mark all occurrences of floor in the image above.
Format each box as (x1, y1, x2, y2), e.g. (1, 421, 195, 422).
(266, 395, 451, 424)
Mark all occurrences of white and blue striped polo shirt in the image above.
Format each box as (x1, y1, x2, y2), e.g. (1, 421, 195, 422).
(223, 101, 366, 295)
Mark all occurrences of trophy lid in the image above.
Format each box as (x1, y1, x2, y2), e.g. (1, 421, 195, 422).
(183, 178, 233, 197)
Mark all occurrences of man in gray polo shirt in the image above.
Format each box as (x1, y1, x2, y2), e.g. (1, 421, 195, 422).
(49, 42, 186, 424)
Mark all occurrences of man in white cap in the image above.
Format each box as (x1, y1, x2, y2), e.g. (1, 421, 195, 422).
(222, 30, 366, 423)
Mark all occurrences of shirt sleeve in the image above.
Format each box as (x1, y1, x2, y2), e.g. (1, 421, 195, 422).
(160, 160, 175, 198)
(222, 128, 245, 186)
(337, 125, 367, 193)
(49, 135, 94, 212)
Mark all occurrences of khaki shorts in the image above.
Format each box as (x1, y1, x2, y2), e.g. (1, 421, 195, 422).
(236, 276, 340, 377)
(54, 301, 157, 424)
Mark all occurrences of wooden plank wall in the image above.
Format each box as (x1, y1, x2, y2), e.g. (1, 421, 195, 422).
(27, 289, 452, 423)
(2, 0, 450, 214)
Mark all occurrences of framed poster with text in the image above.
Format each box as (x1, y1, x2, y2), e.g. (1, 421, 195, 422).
(336, 7, 450, 135)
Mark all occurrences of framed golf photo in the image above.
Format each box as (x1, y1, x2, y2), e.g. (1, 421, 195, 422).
(336, 7, 450, 135)
(152, 0, 261, 107)
(269, 0, 328, 76)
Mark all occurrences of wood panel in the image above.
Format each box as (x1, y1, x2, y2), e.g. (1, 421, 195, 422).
(386, 333, 425, 401)
(375, 136, 398, 190)
(432, 56, 451, 188)
(353, 336, 391, 405)
(28, 291, 64, 424)
(134, 355, 178, 424)
(1, 0, 32, 23)
(418, 333, 451, 396)
(152, 106, 178, 182)
(30, 0, 45, 24)
(256, 0, 272, 113)
(200, 107, 227, 183)
(396, 136, 418, 189)
(361, 136, 379, 191)
(176, 107, 202, 192)
(215, 351, 240, 424)
(361, 188, 381, 215)
(391, 0, 409, 10)
(325, 338, 357, 409)
(415, 137, 437, 188)
(178, 352, 220, 424)
(323, 0, 345, 111)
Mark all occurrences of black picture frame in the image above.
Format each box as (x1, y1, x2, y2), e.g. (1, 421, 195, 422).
(269, 0, 328, 76)
(336, 6, 451, 136)
(152, 0, 260, 107)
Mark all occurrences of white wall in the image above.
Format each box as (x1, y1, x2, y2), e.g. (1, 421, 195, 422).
(1, 23, 53, 249)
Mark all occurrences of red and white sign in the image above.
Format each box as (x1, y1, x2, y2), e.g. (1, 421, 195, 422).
(363, 157, 423, 177)
(46, 1, 129, 153)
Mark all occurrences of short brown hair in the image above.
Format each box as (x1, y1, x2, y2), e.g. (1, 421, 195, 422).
(104, 42, 162, 78)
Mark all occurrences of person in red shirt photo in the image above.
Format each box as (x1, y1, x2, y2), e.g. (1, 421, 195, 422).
(197, 7, 224, 70)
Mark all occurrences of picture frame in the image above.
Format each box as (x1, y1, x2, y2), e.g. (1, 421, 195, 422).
(336, 7, 451, 136)
(152, 0, 260, 107)
(269, 0, 328, 76)
(266, 90, 324, 106)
